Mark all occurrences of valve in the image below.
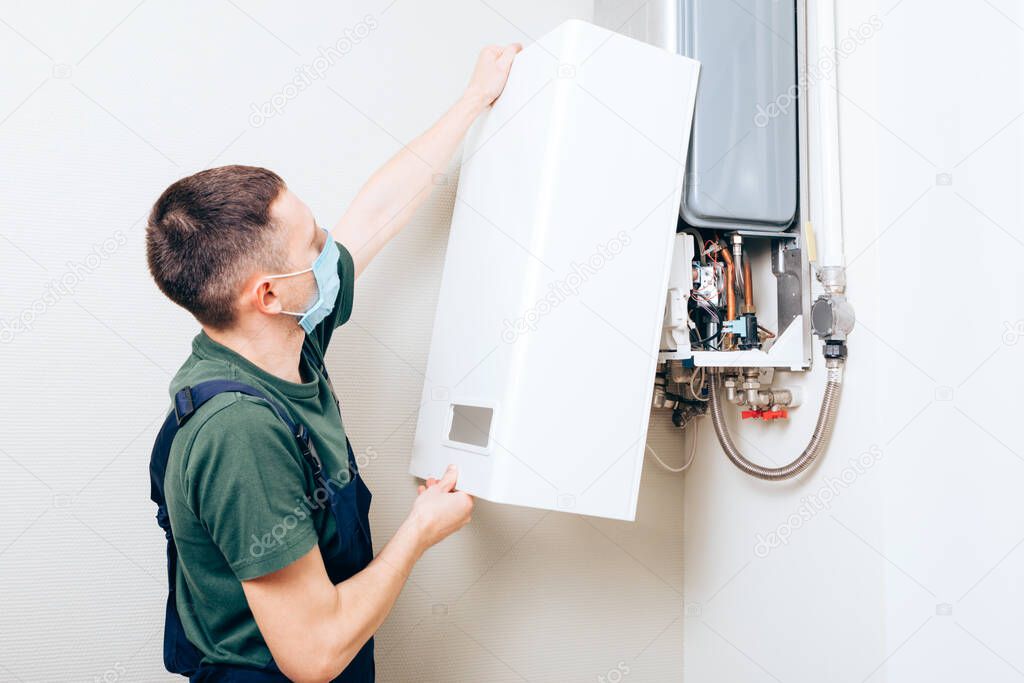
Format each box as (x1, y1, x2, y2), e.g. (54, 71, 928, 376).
(741, 408, 789, 421)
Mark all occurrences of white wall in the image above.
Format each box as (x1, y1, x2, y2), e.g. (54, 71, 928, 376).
(682, 1, 1024, 681)
(1, 1, 688, 681)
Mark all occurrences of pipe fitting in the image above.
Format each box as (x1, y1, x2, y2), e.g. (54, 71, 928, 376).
(817, 265, 846, 295)
(811, 293, 855, 342)
(731, 234, 745, 293)
(709, 359, 844, 481)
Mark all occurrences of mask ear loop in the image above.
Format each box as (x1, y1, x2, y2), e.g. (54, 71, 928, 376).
(266, 266, 313, 280)
(265, 266, 314, 317)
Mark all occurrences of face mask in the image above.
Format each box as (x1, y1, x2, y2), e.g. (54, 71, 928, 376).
(266, 227, 341, 334)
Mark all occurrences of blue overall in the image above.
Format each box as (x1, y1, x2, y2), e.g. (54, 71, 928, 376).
(149, 340, 374, 681)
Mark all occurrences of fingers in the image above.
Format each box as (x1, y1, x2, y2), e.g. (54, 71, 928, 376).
(420, 467, 458, 493)
(496, 43, 520, 71)
(483, 43, 521, 63)
(437, 464, 458, 492)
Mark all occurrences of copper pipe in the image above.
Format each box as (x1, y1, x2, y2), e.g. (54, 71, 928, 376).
(742, 256, 754, 313)
(718, 243, 737, 322)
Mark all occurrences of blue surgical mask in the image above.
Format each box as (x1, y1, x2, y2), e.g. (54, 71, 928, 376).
(267, 227, 340, 334)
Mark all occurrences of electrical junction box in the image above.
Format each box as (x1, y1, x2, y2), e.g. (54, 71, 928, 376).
(409, 19, 700, 520)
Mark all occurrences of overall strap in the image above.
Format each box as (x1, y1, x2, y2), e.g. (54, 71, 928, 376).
(152, 381, 325, 499)
(300, 339, 372, 545)
(148, 380, 324, 678)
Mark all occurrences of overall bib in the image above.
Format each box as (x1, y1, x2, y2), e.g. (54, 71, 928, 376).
(149, 341, 374, 681)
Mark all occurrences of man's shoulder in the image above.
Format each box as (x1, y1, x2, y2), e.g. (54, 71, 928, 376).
(168, 394, 305, 501)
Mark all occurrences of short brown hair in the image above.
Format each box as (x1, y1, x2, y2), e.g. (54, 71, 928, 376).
(146, 165, 287, 329)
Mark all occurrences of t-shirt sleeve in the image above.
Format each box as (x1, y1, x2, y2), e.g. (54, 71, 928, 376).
(183, 398, 319, 581)
(310, 239, 356, 353)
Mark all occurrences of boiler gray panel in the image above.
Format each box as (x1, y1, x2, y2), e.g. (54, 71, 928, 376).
(680, 0, 798, 229)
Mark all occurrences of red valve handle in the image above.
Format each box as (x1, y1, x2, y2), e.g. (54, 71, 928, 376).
(740, 408, 789, 420)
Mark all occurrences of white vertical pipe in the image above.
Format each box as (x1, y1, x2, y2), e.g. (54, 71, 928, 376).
(807, 0, 846, 272)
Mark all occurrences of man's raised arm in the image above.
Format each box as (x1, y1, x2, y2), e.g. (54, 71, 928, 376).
(331, 43, 522, 277)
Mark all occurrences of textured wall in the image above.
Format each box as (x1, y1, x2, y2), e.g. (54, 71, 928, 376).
(0, 1, 688, 681)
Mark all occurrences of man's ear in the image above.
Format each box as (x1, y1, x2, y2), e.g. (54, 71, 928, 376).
(250, 277, 283, 316)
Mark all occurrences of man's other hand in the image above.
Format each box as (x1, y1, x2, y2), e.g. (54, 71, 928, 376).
(410, 464, 474, 550)
(465, 43, 523, 109)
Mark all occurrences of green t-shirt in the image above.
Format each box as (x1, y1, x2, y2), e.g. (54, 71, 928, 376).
(163, 240, 357, 669)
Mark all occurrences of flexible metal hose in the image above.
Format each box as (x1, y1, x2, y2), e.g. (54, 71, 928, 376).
(709, 360, 844, 480)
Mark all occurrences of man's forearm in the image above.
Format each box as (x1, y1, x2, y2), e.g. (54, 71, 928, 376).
(332, 91, 489, 277)
(320, 517, 427, 677)
(245, 469, 473, 682)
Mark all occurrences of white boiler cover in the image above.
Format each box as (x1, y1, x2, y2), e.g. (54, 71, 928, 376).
(410, 19, 700, 520)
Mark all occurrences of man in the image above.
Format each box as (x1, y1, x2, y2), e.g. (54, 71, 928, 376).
(145, 43, 522, 682)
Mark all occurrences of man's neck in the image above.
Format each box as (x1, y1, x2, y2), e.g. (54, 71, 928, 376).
(204, 319, 306, 384)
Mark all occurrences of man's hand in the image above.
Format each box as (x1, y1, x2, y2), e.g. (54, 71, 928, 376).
(464, 43, 523, 110)
(410, 465, 474, 550)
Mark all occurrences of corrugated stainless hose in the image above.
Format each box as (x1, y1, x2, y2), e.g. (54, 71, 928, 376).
(709, 359, 844, 480)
